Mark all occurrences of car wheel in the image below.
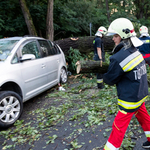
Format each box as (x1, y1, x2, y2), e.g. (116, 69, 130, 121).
(60, 67, 68, 84)
(0, 91, 23, 128)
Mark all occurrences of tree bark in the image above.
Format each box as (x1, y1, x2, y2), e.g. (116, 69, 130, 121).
(19, 0, 37, 36)
(76, 60, 150, 87)
(54, 36, 114, 55)
(46, 0, 54, 41)
(133, 0, 149, 19)
(76, 60, 109, 74)
(105, 0, 111, 23)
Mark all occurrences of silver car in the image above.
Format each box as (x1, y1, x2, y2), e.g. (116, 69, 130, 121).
(0, 36, 68, 128)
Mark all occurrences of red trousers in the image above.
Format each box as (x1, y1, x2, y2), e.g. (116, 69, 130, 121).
(104, 102, 150, 150)
(142, 54, 150, 66)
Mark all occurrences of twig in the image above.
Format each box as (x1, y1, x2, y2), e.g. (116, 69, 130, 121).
(53, 144, 58, 150)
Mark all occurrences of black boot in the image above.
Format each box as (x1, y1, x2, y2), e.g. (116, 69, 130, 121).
(97, 83, 104, 89)
(142, 141, 150, 149)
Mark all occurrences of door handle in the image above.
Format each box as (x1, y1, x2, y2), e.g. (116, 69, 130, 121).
(41, 64, 46, 68)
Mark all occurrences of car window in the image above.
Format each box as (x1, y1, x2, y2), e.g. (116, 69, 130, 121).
(38, 40, 51, 57)
(47, 41, 61, 55)
(0, 40, 19, 60)
(54, 44, 61, 54)
(22, 41, 41, 59)
(47, 41, 55, 55)
(12, 54, 19, 64)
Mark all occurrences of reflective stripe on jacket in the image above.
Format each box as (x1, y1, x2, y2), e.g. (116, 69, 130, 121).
(103, 39, 148, 112)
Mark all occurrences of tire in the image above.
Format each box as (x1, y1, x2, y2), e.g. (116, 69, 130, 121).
(60, 67, 68, 84)
(0, 91, 23, 129)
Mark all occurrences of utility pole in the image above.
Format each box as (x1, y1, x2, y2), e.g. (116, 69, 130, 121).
(89, 23, 92, 36)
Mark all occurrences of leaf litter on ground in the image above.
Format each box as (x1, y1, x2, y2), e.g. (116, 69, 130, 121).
(0, 74, 150, 150)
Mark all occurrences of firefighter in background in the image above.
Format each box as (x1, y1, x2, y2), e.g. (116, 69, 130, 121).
(93, 26, 107, 89)
(138, 26, 150, 66)
(103, 18, 150, 149)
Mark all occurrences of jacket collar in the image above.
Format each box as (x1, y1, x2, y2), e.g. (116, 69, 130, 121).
(112, 39, 132, 54)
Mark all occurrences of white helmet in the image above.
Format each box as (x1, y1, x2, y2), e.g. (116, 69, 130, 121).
(139, 26, 149, 37)
(95, 26, 107, 37)
(107, 18, 143, 47)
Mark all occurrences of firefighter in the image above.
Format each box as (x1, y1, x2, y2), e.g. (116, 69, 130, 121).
(138, 26, 150, 66)
(93, 26, 107, 89)
(103, 18, 150, 149)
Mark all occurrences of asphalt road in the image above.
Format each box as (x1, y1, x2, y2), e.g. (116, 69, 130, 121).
(0, 76, 149, 150)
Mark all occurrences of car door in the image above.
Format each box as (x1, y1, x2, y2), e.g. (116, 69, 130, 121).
(37, 40, 59, 85)
(19, 40, 48, 99)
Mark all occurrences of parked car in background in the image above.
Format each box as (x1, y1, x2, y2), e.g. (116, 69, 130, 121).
(0, 36, 68, 128)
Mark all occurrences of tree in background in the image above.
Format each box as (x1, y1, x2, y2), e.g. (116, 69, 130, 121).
(19, 0, 37, 36)
(105, 0, 111, 23)
(133, 0, 150, 26)
(53, 0, 108, 39)
(46, 0, 54, 41)
(0, 0, 28, 38)
(0, 0, 150, 39)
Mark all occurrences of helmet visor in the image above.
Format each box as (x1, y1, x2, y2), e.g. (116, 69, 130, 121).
(107, 26, 118, 36)
(140, 33, 149, 37)
(106, 32, 116, 36)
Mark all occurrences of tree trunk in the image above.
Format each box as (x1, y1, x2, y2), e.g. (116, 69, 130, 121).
(19, 0, 37, 36)
(76, 60, 109, 74)
(105, 0, 111, 23)
(54, 36, 114, 55)
(46, 0, 54, 41)
(76, 60, 150, 87)
(133, 0, 149, 19)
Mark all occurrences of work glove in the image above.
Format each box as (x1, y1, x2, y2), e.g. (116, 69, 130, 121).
(100, 59, 102, 67)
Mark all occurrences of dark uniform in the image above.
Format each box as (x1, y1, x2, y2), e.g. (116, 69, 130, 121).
(103, 39, 150, 149)
(138, 36, 150, 66)
(93, 36, 105, 89)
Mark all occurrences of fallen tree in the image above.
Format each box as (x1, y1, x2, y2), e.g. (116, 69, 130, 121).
(76, 60, 150, 87)
(76, 60, 109, 74)
(54, 36, 114, 55)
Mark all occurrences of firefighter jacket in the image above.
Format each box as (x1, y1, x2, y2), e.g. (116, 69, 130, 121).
(103, 39, 148, 112)
(138, 36, 150, 55)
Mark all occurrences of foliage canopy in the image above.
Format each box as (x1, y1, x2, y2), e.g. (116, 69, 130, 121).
(0, 0, 150, 39)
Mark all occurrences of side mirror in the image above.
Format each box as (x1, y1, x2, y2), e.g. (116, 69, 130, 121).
(20, 54, 35, 62)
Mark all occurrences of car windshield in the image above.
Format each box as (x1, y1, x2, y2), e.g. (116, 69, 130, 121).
(0, 39, 19, 60)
